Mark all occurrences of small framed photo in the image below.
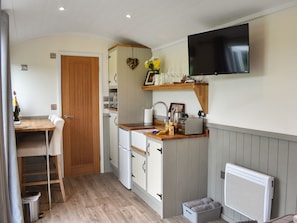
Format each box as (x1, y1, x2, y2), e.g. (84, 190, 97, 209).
(144, 70, 155, 85)
(169, 103, 185, 113)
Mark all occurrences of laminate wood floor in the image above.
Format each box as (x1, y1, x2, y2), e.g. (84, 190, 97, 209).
(31, 173, 227, 223)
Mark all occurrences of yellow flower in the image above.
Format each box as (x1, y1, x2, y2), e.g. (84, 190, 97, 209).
(153, 58, 160, 70)
(144, 57, 160, 71)
(144, 61, 150, 69)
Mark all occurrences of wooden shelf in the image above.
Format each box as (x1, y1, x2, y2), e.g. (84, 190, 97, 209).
(142, 83, 208, 114)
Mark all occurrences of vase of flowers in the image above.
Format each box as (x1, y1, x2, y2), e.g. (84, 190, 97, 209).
(144, 57, 161, 85)
(144, 57, 160, 73)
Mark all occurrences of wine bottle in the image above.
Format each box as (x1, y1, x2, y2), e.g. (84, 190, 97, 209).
(13, 91, 20, 122)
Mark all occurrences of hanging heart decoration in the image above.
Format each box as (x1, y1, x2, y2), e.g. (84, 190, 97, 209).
(126, 58, 139, 70)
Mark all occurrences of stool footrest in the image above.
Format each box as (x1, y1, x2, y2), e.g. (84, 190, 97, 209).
(22, 179, 61, 186)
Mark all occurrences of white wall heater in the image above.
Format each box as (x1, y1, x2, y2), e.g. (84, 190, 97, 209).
(224, 163, 274, 223)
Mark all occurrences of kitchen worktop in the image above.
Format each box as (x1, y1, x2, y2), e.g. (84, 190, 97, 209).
(143, 130, 208, 141)
(118, 122, 209, 141)
(118, 123, 157, 130)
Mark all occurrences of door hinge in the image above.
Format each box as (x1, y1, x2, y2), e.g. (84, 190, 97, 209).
(157, 147, 162, 154)
(157, 193, 162, 200)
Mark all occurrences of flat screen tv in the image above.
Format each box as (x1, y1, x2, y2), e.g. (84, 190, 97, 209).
(188, 23, 249, 76)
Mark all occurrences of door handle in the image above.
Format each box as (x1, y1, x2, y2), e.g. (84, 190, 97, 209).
(63, 114, 74, 119)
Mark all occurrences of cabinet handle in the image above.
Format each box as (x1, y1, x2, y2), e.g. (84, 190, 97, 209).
(142, 161, 146, 173)
(132, 174, 135, 178)
(114, 73, 118, 83)
(157, 147, 163, 154)
(114, 117, 118, 126)
(157, 193, 162, 200)
(131, 154, 135, 158)
(147, 143, 150, 155)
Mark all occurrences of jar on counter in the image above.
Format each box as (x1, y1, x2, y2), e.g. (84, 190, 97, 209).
(169, 122, 175, 136)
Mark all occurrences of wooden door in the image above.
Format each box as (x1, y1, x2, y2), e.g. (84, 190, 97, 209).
(61, 55, 100, 176)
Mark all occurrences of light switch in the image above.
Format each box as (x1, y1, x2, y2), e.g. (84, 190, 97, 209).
(51, 104, 57, 110)
(21, 64, 28, 71)
(50, 53, 56, 59)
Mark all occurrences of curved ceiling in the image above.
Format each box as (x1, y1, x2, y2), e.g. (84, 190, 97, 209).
(2, 0, 297, 48)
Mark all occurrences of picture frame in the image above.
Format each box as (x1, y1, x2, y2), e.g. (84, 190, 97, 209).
(144, 70, 156, 86)
(169, 103, 185, 113)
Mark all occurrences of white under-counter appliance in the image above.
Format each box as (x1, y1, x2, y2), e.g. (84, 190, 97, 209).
(119, 128, 131, 189)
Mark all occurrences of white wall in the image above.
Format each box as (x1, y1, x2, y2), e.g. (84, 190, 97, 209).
(153, 6, 297, 136)
(152, 40, 202, 118)
(11, 33, 116, 117)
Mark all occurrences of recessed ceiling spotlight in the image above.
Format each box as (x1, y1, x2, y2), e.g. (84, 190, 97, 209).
(59, 6, 65, 11)
(126, 14, 131, 19)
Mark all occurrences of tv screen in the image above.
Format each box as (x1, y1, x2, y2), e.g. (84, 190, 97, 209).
(188, 23, 249, 75)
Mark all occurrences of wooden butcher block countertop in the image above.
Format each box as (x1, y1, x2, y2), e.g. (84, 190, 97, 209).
(118, 121, 208, 141)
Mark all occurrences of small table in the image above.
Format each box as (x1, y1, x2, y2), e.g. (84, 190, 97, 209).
(15, 118, 55, 209)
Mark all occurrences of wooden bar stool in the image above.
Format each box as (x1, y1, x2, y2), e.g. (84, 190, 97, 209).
(17, 117, 66, 202)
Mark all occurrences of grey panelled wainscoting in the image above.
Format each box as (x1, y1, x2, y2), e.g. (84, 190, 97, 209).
(207, 123, 297, 223)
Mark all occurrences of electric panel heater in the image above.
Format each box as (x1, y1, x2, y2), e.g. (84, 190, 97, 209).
(224, 163, 274, 223)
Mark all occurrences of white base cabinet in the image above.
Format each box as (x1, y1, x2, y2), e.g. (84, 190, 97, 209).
(147, 140, 162, 201)
(133, 136, 208, 219)
(131, 150, 146, 190)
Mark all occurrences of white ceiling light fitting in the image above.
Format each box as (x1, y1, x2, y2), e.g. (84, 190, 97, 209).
(59, 6, 65, 11)
(126, 14, 132, 19)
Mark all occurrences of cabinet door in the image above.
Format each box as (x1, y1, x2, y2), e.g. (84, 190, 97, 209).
(138, 153, 146, 190)
(132, 151, 146, 190)
(108, 49, 118, 87)
(109, 112, 118, 168)
(147, 139, 162, 201)
(131, 151, 137, 182)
